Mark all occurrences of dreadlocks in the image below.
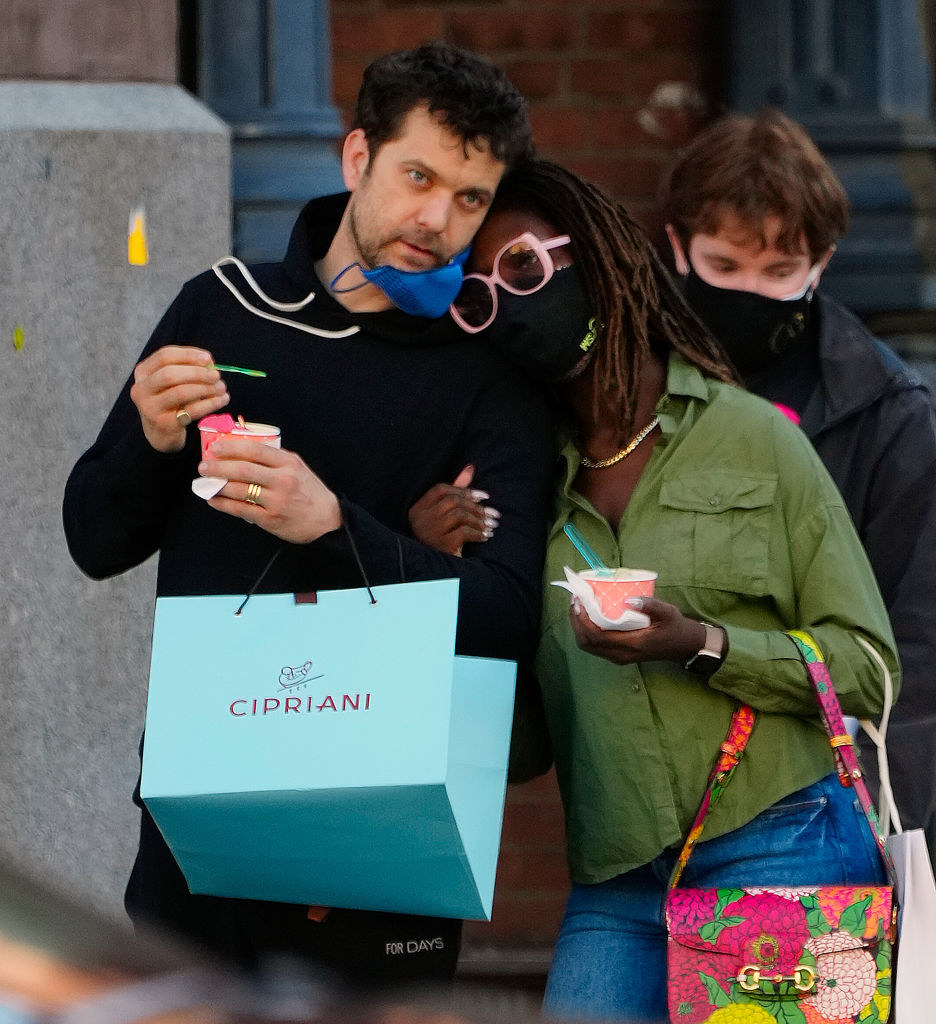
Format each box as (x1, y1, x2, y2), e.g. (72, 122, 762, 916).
(489, 159, 737, 438)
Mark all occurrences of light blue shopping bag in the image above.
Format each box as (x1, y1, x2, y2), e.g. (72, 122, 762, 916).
(141, 578, 516, 920)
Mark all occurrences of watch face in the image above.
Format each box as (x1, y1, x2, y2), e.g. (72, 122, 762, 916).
(686, 652, 722, 676)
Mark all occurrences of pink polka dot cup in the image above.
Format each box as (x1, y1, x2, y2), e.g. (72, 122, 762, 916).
(582, 568, 657, 619)
(198, 414, 281, 459)
(192, 414, 281, 500)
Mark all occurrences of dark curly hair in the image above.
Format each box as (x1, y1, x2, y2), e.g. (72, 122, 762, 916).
(490, 160, 737, 437)
(352, 41, 533, 168)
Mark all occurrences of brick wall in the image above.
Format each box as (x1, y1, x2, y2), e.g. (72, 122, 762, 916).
(463, 770, 569, 950)
(330, 0, 723, 952)
(331, 0, 723, 244)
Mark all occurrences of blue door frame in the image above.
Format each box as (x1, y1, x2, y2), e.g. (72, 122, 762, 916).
(727, 0, 936, 314)
(195, 0, 344, 261)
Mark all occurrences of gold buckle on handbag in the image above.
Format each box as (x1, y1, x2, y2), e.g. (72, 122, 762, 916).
(737, 965, 817, 995)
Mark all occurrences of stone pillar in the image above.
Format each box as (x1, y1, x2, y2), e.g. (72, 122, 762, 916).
(198, 0, 344, 261)
(0, 0, 177, 82)
(726, 0, 936, 317)
(0, 15, 231, 921)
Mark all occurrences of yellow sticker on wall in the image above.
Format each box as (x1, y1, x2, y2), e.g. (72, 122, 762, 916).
(13, 326, 24, 351)
(128, 207, 149, 266)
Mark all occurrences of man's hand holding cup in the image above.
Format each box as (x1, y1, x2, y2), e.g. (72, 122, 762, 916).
(198, 424, 342, 544)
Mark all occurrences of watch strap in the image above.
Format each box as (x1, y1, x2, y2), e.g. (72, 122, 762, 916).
(684, 621, 725, 674)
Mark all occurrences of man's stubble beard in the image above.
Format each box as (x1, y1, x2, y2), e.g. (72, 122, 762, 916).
(347, 198, 383, 271)
(347, 188, 447, 271)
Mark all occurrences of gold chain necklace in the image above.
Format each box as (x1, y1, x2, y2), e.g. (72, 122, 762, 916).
(580, 415, 660, 469)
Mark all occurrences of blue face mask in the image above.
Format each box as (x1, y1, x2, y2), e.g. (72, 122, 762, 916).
(331, 247, 470, 319)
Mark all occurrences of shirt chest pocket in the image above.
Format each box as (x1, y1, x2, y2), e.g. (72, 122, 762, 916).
(654, 473, 777, 594)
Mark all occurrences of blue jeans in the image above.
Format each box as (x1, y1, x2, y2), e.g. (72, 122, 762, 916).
(543, 773, 886, 1023)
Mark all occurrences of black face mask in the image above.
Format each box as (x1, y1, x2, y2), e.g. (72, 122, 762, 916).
(683, 268, 815, 377)
(484, 267, 597, 383)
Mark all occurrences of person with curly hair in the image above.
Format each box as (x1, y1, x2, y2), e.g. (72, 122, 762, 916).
(414, 159, 896, 1021)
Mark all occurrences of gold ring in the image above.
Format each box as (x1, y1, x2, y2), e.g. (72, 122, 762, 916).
(245, 482, 263, 506)
(176, 408, 192, 427)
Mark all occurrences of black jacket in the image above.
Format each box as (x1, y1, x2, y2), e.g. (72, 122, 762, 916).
(63, 194, 555, 978)
(64, 193, 554, 662)
(791, 294, 936, 830)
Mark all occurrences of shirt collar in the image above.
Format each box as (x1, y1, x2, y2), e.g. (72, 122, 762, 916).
(664, 351, 710, 402)
(557, 352, 712, 487)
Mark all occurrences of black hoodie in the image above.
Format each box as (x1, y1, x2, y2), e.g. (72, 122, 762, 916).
(62, 194, 555, 979)
(64, 193, 554, 662)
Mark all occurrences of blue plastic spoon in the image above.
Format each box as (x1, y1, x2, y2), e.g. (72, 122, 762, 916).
(563, 523, 616, 577)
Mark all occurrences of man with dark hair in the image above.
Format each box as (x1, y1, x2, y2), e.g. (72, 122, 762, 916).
(63, 41, 551, 988)
(352, 42, 531, 165)
(661, 109, 936, 850)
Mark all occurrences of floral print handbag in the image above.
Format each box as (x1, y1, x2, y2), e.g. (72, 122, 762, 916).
(664, 632, 897, 1024)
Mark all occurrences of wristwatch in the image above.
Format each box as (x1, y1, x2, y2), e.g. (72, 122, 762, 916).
(684, 621, 727, 675)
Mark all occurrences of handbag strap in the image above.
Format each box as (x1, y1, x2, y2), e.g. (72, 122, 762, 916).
(667, 703, 755, 889)
(667, 630, 896, 890)
(855, 635, 902, 836)
(786, 630, 896, 884)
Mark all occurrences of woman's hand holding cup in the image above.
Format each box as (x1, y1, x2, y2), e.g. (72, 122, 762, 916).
(570, 593, 706, 667)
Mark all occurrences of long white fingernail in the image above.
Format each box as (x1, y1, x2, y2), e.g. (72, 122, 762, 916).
(484, 507, 501, 519)
(470, 489, 490, 501)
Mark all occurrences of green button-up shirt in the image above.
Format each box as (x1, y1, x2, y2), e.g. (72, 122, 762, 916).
(536, 355, 899, 885)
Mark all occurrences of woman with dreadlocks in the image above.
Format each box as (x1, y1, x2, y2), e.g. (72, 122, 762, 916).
(411, 160, 895, 1022)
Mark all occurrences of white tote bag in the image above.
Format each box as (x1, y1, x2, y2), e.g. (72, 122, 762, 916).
(858, 638, 936, 1021)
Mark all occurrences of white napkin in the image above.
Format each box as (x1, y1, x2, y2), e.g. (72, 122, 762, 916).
(191, 476, 226, 500)
(550, 566, 651, 631)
